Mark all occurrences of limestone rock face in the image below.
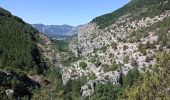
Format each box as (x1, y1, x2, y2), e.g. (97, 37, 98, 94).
(39, 1, 170, 98)
(81, 70, 121, 97)
(67, 9, 170, 97)
(5, 89, 14, 97)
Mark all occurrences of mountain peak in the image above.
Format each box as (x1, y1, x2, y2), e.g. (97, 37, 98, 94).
(32, 24, 77, 39)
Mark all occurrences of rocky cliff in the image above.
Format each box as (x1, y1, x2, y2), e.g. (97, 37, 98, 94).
(61, 0, 170, 97)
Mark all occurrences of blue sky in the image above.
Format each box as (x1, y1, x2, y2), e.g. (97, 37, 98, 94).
(0, 0, 129, 26)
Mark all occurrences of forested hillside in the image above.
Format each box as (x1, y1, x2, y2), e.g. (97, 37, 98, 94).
(0, 0, 170, 99)
(0, 7, 47, 99)
(0, 7, 46, 74)
(119, 52, 170, 99)
(92, 0, 170, 29)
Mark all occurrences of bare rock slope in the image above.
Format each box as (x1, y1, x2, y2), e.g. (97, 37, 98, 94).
(64, 0, 170, 97)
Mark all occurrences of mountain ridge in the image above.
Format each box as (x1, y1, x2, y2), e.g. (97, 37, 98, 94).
(32, 24, 78, 39)
(66, 0, 170, 98)
(0, 7, 50, 99)
(0, 0, 170, 99)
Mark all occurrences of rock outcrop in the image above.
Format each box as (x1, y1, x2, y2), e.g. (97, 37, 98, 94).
(67, 5, 170, 97)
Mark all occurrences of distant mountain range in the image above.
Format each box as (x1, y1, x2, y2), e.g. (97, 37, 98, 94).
(32, 24, 79, 39)
(1, 0, 170, 99)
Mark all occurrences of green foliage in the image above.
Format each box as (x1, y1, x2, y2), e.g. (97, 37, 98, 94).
(101, 64, 109, 72)
(64, 77, 87, 100)
(90, 57, 97, 64)
(100, 46, 107, 53)
(32, 67, 64, 100)
(0, 72, 39, 100)
(88, 73, 97, 81)
(61, 51, 78, 66)
(64, 79, 81, 100)
(123, 67, 140, 87)
(33, 68, 88, 100)
(91, 83, 123, 100)
(1, 0, 170, 99)
(0, 8, 46, 74)
(138, 42, 147, 55)
(92, 0, 170, 29)
(109, 53, 114, 58)
(123, 56, 130, 64)
(95, 60, 101, 67)
(102, 62, 119, 72)
(46, 67, 62, 80)
(128, 13, 170, 50)
(0, 7, 48, 99)
(119, 52, 170, 99)
(93, 48, 97, 53)
(52, 40, 69, 52)
(11, 76, 21, 88)
(111, 63, 119, 71)
(79, 61, 87, 69)
(90, 67, 141, 100)
(111, 43, 118, 50)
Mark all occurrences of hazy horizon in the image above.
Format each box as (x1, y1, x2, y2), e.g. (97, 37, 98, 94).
(0, 0, 129, 26)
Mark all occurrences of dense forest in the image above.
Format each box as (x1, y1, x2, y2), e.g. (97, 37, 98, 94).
(92, 0, 170, 29)
(0, 7, 46, 74)
(0, 7, 47, 99)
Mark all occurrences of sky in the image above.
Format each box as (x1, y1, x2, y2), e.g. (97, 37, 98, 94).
(0, 0, 129, 26)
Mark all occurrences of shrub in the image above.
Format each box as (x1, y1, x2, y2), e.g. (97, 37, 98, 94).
(102, 64, 110, 72)
(111, 63, 119, 71)
(95, 60, 101, 67)
(109, 53, 114, 58)
(111, 43, 118, 50)
(79, 61, 87, 69)
(123, 56, 130, 64)
(166, 42, 170, 49)
(145, 56, 153, 62)
(52, 40, 69, 52)
(120, 52, 170, 99)
(131, 58, 138, 66)
(91, 83, 123, 100)
(123, 67, 140, 87)
(102, 63, 119, 72)
(61, 52, 78, 66)
(123, 45, 128, 51)
(138, 43, 147, 55)
(90, 57, 97, 63)
(101, 46, 107, 53)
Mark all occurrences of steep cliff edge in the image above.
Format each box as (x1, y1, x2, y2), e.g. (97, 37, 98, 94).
(67, 0, 170, 98)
